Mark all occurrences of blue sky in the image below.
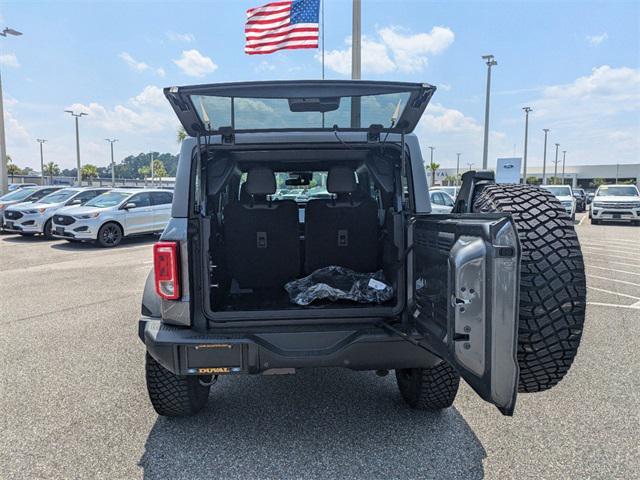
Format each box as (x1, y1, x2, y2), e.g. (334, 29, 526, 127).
(1, 0, 638, 172)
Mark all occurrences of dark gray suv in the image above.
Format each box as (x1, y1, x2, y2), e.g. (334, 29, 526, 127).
(139, 81, 586, 417)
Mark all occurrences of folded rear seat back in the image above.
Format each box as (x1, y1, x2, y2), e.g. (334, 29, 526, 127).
(305, 166, 379, 273)
(223, 168, 300, 289)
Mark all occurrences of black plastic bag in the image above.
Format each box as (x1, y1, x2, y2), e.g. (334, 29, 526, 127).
(284, 266, 394, 306)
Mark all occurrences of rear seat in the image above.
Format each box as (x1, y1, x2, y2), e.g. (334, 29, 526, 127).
(223, 168, 300, 289)
(304, 166, 379, 273)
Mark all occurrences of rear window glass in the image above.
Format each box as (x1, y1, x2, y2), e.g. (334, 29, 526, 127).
(192, 92, 410, 131)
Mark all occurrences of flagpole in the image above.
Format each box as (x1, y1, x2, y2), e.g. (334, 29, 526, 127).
(321, 0, 325, 80)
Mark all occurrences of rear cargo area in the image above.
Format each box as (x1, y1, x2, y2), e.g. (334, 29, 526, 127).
(199, 145, 406, 319)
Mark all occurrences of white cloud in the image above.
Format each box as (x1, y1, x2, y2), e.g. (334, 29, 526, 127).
(323, 25, 454, 75)
(534, 65, 640, 119)
(255, 60, 276, 73)
(5, 110, 29, 143)
(166, 31, 195, 42)
(0, 53, 19, 68)
(438, 83, 452, 91)
(156, 67, 166, 77)
(173, 49, 217, 77)
(586, 32, 608, 45)
(119, 52, 149, 72)
(65, 85, 176, 134)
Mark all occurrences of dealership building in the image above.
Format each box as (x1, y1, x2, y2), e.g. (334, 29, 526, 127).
(434, 162, 640, 190)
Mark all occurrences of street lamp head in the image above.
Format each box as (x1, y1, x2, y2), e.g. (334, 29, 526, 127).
(523, 106, 532, 113)
(482, 54, 494, 60)
(555, 143, 560, 147)
(1, 27, 22, 37)
(543, 128, 550, 133)
(36, 138, 46, 143)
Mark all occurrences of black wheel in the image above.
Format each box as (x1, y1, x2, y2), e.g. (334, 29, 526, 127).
(396, 361, 460, 410)
(97, 222, 123, 247)
(473, 184, 586, 393)
(43, 219, 53, 239)
(145, 353, 211, 417)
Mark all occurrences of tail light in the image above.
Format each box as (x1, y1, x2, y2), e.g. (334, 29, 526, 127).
(154, 242, 180, 300)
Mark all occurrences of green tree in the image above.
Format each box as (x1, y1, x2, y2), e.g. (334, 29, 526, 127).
(7, 162, 22, 181)
(80, 164, 98, 185)
(43, 162, 60, 184)
(177, 127, 187, 144)
(591, 177, 606, 188)
(547, 176, 562, 185)
(138, 165, 151, 178)
(428, 162, 440, 186)
(152, 159, 167, 182)
(526, 176, 541, 185)
(443, 175, 458, 186)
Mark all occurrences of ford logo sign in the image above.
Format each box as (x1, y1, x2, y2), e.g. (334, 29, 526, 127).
(504, 164, 514, 169)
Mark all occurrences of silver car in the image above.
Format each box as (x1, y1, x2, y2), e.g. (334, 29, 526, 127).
(0, 186, 64, 231)
(429, 189, 455, 213)
(3, 187, 110, 237)
(51, 189, 174, 247)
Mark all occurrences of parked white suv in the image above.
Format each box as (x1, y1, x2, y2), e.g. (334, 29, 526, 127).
(3, 187, 110, 237)
(541, 185, 576, 221)
(590, 184, 640, 225)
(51, 188, 174, 247)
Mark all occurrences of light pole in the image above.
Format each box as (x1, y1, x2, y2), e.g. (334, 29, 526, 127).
(150, 152, 154, 187)
(481, 54, 497, 169)
(553, 143, 560, 182)
(105, 138, 118, 187)
(36, 139, 46, 185)
(350, 0, 361, 127)
(542, 128, 550, 184)
(522, 107, 532, 184)
(65, 110, 87, 185)
(0, 27, 23, 194)
(467, 162, 475, 171)
(562, 150, 566, 184)
(428, 146, 435, 185)
(456, 153, 461, 182)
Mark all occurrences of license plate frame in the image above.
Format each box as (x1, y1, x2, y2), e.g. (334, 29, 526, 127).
(5, 221, 13, 229)
(55, 226, 65, 235)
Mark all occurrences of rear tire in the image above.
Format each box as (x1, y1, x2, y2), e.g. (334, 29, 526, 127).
(145, 353, 211, 417)
(473, 184, 586, 393)
(396, 361, 460, 410)
(97, 222, 123, 247)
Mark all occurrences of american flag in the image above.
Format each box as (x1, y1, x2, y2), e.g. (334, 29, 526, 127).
(245, 0, 320, 55)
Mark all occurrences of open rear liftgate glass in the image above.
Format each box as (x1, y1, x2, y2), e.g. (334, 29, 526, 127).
(409, 214, 521, 415)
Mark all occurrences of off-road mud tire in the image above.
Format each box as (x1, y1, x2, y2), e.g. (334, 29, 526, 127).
(396, 361, 460, 410)
(473, 184, 586, 393)
(145, 353, 211, 417)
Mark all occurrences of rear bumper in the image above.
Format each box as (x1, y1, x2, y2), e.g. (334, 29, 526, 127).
(139, 317, 440, 375)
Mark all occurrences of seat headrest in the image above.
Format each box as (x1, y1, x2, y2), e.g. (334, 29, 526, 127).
(246, 168, 276, 195)
(327, 166, 357, 194)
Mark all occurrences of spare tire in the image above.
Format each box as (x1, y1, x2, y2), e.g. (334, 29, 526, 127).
(473, 184, 586, 393)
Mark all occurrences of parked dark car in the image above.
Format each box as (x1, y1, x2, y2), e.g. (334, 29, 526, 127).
(572, 188, 586, 212)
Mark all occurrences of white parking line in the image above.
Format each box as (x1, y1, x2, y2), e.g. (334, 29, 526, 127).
(588, 302, 640, 310)
(582, 245, 640, 256)
(581, 242, 640, 253)
(587, 285, 640, 300)
(583, 258, 640, 269)
(578, 215, 588, 226)
(587, 274, 640, 287)
(587, 265, 640, 277)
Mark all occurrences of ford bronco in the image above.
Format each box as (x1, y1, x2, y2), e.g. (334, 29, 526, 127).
(139, 81, 586, 417)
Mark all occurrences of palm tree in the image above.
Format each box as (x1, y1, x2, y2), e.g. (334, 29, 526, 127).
(81, 164, 99, 185)
(428, 162, 440, 186)
(7, 163, 21, 182)
(43, 161, 60, 184)
(177, 127, 187, 144)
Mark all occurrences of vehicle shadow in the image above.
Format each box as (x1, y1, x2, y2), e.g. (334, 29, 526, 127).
(49, 235, 158, 251)
(0, 233, 48, 243)
(139, 368, 486, 480)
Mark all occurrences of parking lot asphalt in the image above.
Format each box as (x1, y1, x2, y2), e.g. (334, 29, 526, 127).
(1, 214, 639, 480)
